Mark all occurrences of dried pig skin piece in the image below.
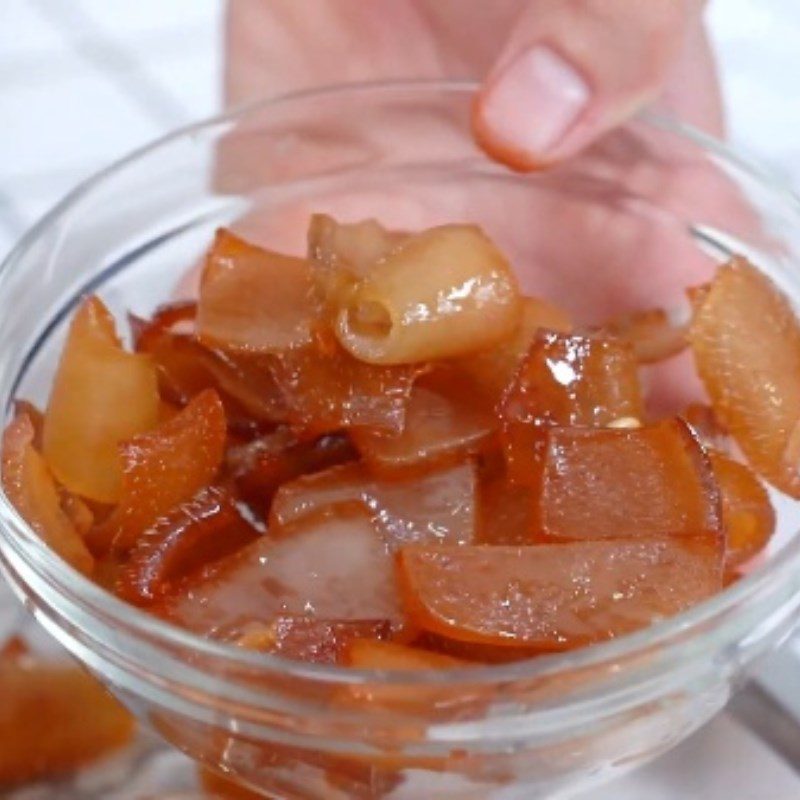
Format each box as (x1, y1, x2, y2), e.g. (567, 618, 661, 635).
(226, 428, 357, 514)
(351, 370, 496, 474)
(270, 461, 477, 547)
(603, 307, 688, 364)
(308, 214, 405, 277)
(58, 488, 94, 537)
(336, 224, 522, 364)
(710, 452, 775, 571)
(0, 655, 134, 785)
(689, 258, 800, 496)
(477, 472, 536, 546)
(683, 402, 730, 453)
(457, 295, 572, 401)
(344, 639, 468, 670)
(198, 228, 316, 353)
(96, 389, 227, 554)
(536, 420, 723, 544)
(43, 296, 159, 503)
(500, 330, 643, 483)
(156, 508, 401, 636)
(116, 485, 260, 604)
(133, 311, 288, 428)
(12, 399, 44, 448)
(398, 539, 722, 650)
(268, 329, 418, 435)
(234, 617, 393, 665)
(2, 414, 94, 574)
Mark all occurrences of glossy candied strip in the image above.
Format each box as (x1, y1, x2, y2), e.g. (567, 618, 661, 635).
(198, 228, 316, 353)
(536, 419, 723, 543)
(689, 257, 800, 496)
(477, 468, 536, 546)
(0, 649, 134, 785)
(116, 485, 260, 604)
(235, 617, 393, 664)
(2, 414, 94, 574)
(267, 328, 419, 435)
(683, 402, 730, 453)
(308, 213, 405, 278)
(226, 427, 357, 514)
(411, 632, 538, 664)
(58, 489, 94, 538)
(603, 307, 688, 364)
(270, 461, 477, 547)
(397, 539, 723, 650)
(344, 639, 468, 670)
(457, 295, 572, 401)
(43, 296, 160, 503)
(335, 224, 522, 364)
(12, 399, 44, 448)
(710, 452, 775, 571)
(133, 305, 289, 428)
(351, 369, 495, 474)
(156, 507, 401, 636)
(500, 329, 643, 483)
(93, 389, 227, 554)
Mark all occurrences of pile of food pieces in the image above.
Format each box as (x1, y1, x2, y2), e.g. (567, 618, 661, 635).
(2, 215, 793, 671)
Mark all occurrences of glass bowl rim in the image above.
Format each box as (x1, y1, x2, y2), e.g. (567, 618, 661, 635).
(1, 77, 800, 690)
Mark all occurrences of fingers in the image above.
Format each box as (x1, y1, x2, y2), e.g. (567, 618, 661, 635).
(473, 0, 708, 169)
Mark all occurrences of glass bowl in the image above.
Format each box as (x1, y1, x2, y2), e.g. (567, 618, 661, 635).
(1, 81, 800, 800)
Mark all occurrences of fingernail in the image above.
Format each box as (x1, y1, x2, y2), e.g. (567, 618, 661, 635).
(481, 46, 590, 161)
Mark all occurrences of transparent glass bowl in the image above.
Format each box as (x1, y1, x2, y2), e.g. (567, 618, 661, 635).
(1, 81, 800, 800)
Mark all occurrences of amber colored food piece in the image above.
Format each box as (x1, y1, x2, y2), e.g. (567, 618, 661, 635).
(270, 461, 477, 547)
(2, 414, 94, 574)
(13, 399, 44, 448)
(411, 632, 537, 664)
(398, 539, 722, 649)
(268, 328, 419, 435)
(710, 452, 775, 571)
(235, 617, 392, 664)
(0, 654, 134, 785)
(43, 296, 160, 503)
(308, 213, 404, 277)
(336, 224, 522, 364)
(536, 420, 722, 543)
(58, 489, 94, 537)
(458, 295, 572, 401)
(689, 258, 800, 496)
(351, 369, 496, 474)
(308, 214, 405, 315)
(133, 307, 288, 429)
(603, 307, 688, 364)
(116, 485, 260, 604)
(226, 427, 356, 514)
(198, 228, 315, 353)
(156, 507, 401, 636)
(683, 402, 730, 452)
(199, 768, 264, 799)
(477, 471, 536, 546)
(500, 329, 643, 483)
(344, 639, 467, 670)
(338, 641, 478, 717)
(95, 389, 227, 554)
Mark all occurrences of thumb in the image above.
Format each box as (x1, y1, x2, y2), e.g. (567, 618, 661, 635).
(473, 0, 706, 170)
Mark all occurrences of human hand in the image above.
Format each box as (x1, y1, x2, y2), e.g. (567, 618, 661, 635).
(225, 0, 723, 165)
